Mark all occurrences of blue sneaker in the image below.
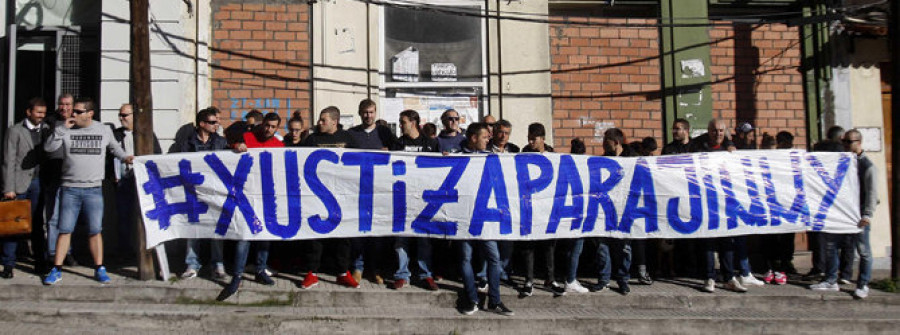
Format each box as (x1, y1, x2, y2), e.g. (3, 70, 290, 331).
(95, 266, 111, 284)
(43, 267, 62, 285)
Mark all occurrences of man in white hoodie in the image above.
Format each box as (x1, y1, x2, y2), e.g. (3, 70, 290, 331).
(42, 98, 133, 285)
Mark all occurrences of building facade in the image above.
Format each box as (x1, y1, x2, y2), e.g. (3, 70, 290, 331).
(1, 0, 893, 266)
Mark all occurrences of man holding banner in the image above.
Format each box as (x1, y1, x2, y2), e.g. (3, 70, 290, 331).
(42, 98, 133, 285)
(217, 112, 284, 301)
(173, 108, 228, 280)
(298, 107, 360, 290)
(391, 109, 440, 290)
(811, 129, 878, 299)
(690, 119, 747, 293)
(592, 128, 635, 295)
(458, 122, 513, 316)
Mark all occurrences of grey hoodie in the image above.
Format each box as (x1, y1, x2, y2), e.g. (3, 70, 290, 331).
(44, 121, 128, 188)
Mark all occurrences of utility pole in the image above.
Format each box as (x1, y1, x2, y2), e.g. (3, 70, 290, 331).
(130, 0, 155, 280)
(891, 0, 900, 280)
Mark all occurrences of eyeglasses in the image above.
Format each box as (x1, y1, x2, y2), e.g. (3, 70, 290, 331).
(203, 120, 218, 125)
(72, 109, 88, 115)
(118, 113, 132, 118)
(445, 117, 460, 121)
(842, 139, 860, 144)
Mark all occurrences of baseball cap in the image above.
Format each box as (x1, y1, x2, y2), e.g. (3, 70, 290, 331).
(736, 122, 754, 134)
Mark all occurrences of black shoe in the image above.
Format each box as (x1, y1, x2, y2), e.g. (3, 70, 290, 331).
(590, 281, 609, 292)
(486, 302, 514, 316)
(802, 270, 824, 282)
(618, 280, 631, 296)
(638, 272, 653, 285)
(255, 271, 275, 285)
(0, 266, 13, 279)
(217, 277, 241, 301)
(545, 281, 566, 297)
(64, 254, 78, 267)
(519, 282, 534, 297)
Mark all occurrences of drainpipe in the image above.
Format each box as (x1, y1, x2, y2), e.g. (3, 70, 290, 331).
(309, 0, 316, 122)
(495, 0, 502, 120)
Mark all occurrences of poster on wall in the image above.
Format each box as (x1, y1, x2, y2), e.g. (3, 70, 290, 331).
(380, 94, 481, 135)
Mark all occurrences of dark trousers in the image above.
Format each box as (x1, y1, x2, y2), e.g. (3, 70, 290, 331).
(703, 237, 735, 281)
(1, 178, 44, 269)
(116, 175, 137, 259)
(304, 238, 351, 275)
(595, 237, 632, 283)
(521, 240, 556, 283)
(763, 233, 795, 272)
(808, 231, 825, 273)
(824, 233, 856, 283)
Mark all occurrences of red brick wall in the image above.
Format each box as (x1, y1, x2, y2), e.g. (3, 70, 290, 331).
(549, 16, 806, 153)
(549, 17, 661, 155)
(708, 23, 806, 148)
(211, 2, 312, 130)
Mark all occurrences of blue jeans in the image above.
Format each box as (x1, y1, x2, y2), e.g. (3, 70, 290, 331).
(58, 187, 103, 235)
(460, 240, 501, 305)
(824, 233, 857, 284)
(44, 186, 71, 258)
(1, 178, 42, 267)
(596, 238, 631, 283)
(856, 226, 872, 288)
(477, 241, 512, 281)
(705, 237, 735, 281)
(394, 237, 433, 280)
(566, 238, 584, 283)
(233, 240, 269, 276)
(734, 235, 751, 277)
(186, 239, 224, 270)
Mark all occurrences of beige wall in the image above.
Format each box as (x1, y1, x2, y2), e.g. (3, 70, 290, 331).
(314, 0, 371, 122)
(848, 63, 892, 264)
(842, 37, 891, 265)
(488, 1, 553, 146)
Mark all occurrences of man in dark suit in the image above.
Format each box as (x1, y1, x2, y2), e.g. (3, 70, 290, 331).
(2, 97, 50, 278)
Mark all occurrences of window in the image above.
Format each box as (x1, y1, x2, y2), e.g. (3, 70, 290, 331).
(379, 1, 487, 132)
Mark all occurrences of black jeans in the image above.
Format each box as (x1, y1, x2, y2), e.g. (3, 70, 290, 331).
(521, 240, 556, 283)
(304, 238, 352, 275)
(807, 231, 825, 273)
(763, 233, 794, 272)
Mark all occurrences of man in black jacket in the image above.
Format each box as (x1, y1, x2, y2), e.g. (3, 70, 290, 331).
(347, 99, 396, 284)
(298, 106, 360, 290)
(489, 120, 519, 153)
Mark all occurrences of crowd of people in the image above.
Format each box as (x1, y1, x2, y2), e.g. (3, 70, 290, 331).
(1, 96, 877, 317)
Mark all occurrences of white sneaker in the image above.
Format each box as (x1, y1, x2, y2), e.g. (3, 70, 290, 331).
(853, 286, 869, 299)
(739, 274, 765, 286)
(702, 279, 715, 293)
(810, 281, 840, 291)
(566, 280, 589, 293)
(181, 268, 198, 279)
(725, 278, 748, 292)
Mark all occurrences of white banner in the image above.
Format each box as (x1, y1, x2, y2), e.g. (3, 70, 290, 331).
(134, 148, 860, 248)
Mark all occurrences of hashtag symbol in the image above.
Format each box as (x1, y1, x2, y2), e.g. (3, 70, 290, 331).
(142, 159, 208, 230)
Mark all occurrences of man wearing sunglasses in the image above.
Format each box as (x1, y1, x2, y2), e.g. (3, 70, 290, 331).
(437, 109, 466, 154)
(811, 129, 879, 299)
(111, 104, 161, 264)
(42, 98, 133, 285)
